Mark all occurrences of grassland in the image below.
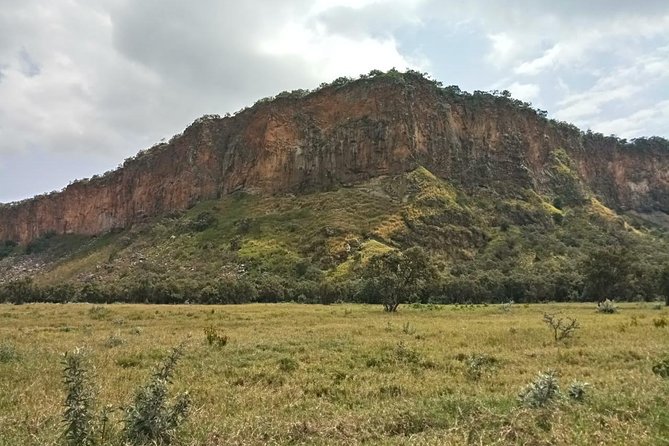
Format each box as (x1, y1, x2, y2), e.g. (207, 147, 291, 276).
(0, 302, 668, 445)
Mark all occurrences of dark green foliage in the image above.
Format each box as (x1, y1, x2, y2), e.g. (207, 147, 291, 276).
(653, 357, 669, 378)
(42, 283, 76, 303)
(0, 278, 37, 304)
(25, 230, 57, 254)
(582, 247, 635, 300)
(123, 344, 191, 445)
(190, 211, 217, 232)
(363, 247, 437, 312)
(660, 268, 669, 306)
(0, 240, 17, 259)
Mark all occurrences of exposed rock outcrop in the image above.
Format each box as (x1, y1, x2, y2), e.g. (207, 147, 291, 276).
(1, 73, 667, 244)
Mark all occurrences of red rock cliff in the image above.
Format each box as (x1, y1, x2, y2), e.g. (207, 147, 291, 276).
(1, 74, 668, 244)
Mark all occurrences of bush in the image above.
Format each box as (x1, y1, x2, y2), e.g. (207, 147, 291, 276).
(652, 357, 669, 378)
(62, 349, 97, 446)
(568, 381, 590, 401)
(518, 370, 560, 407)
(0, 240, 17, 259)
(543, 313, 580, 342)
(61, 343, 191, 446)
(123, 343, 191, 445)
(190, 212, 217, 232)
(596, 299, 618, 314)
(462, 354, 498, 381)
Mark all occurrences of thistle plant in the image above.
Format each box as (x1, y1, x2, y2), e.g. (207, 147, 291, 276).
(122, 343, 191, 445)
(62, 348, 96, 446)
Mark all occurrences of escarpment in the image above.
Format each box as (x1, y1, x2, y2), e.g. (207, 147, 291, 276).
(1, 73, 668, 244)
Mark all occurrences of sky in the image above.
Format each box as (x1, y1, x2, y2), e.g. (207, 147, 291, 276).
(1, 0, 668, 203)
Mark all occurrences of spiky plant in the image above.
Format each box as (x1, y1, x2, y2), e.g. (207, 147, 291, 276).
(122, 343, 191, 445)
(62, 348, 96, 446)
(518, 370, 561, 407)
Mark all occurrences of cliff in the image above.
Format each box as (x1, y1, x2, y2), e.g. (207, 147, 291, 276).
(1, 72, 668, 244)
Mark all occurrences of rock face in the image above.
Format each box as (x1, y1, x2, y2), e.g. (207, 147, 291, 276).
(1, 74, 668, 244)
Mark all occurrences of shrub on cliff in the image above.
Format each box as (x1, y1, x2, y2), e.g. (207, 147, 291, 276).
(0, 240, 17, 259)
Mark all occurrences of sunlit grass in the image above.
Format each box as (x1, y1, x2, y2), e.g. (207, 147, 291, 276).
(0, 302, 667, 445)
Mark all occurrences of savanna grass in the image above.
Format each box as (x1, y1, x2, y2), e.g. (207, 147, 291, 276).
(0, 302, 667, 445)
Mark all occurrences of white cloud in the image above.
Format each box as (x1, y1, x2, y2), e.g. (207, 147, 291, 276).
(515, 44, 567, 76)
(261, 23, 418, 80)
(506, 82, 540, 103)
(554, 45, 669, 125)
(486, 33, 517, 67)
(591, 100, 669, 138)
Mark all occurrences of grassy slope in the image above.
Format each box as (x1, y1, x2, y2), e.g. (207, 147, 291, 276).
(16, 164, 666, 302)
(0, 302, 667, 445)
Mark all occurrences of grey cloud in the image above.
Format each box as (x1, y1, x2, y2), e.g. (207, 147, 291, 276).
(315, 2, 421, 39)
(18, 48, 40, 77)
(109, 1, 315, 99)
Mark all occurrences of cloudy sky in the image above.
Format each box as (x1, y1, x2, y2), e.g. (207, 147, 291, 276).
(1, 0, 668, 203)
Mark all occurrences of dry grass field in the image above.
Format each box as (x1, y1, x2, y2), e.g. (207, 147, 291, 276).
(0, 302, 668, 445)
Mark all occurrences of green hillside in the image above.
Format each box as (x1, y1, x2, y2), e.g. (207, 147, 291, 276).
(1, 164, 669, 305)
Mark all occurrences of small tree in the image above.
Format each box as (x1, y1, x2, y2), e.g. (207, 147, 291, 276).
(543, 313, 579, 342)
(363, 247, 437, 312)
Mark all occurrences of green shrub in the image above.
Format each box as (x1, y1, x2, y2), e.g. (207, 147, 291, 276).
(62, 349, 97, 446)
(190, 212, 217, 232)
(568, 381, 590, 401)
(462, 354, 498, 381)
(518, 370, 560, 407)
(122, 344, 191, 445)
(61, 343, 191, 446)
(0, 240, 17, 259)
(596, 299, 618, 314)
(652, 357, 669, 378)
